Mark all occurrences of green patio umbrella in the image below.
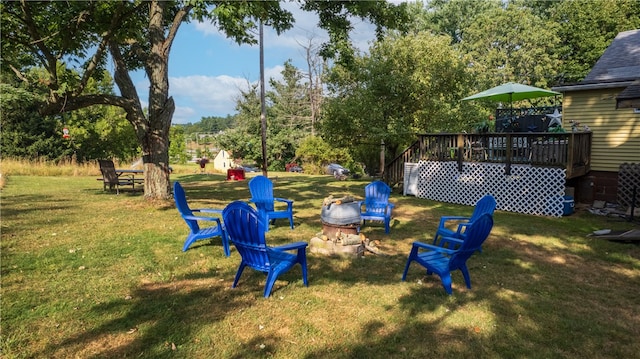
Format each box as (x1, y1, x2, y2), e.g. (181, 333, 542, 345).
(462, 82, 560, 102)
(462, 82, 561, 121)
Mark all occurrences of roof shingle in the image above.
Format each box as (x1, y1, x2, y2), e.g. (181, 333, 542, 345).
(583, 29, 640, 84)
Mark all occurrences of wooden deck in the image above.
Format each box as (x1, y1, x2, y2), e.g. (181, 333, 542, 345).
(384, 132, 592, 187)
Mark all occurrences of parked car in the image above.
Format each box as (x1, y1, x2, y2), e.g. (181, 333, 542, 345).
(241, 166, 259, 173)
(286, 163, 303, 172)
(325, 163, 350, 177)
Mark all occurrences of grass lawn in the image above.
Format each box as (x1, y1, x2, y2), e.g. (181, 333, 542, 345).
(1, 172, 639, 358)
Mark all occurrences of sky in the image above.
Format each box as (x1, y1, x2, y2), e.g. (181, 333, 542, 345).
(130, 3, 383, 124)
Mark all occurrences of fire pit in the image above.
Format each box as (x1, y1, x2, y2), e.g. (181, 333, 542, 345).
(310, 195, 385, 257)
(320, 196, 361, 238)
(310, 195, 364, 257)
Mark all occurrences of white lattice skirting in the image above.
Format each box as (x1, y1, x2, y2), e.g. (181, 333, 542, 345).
(412, 161, 566, 217)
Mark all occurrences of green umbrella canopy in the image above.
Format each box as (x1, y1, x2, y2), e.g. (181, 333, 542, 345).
(462, 82, 560, 102)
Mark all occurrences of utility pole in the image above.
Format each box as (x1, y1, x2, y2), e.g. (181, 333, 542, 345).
(259, 19, 268, 176)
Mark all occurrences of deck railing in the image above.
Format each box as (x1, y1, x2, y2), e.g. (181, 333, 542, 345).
(384, 132, 592, 187)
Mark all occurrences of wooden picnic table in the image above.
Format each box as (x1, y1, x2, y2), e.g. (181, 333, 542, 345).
(116, 169, 144, 185)
(116, 168, 143, 177)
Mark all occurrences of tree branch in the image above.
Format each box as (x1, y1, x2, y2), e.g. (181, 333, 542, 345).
(40, 94, 137, 115)
(20, 0, 58, 93)
(9, 65, 29, 84)
(164, 4, 193, 55)
(75, 5, 123, 96)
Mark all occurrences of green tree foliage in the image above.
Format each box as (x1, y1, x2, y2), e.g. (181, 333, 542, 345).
(299, 1, 410, 65)
(269, 60, 312, 134)
(217, 83, 264, 168)
(322, 32, 475, 174)
(169, 126, 189, 164)
(460, 2, 561, 89)
(65, 104, 139, 162)
(419, 0, 640, 85)
(415, 0, 501, 44)
(295, 136, 353, 175)
(539, 0, 640, 83)
(0, 66, 138, 162)
(0, 84, 70, 160)
(266, 60, 314, 169)
(179, 115, 235, 135)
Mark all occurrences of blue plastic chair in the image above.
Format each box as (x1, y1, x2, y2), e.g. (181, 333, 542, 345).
(248, 175, 294, 232)
(173, 182, 230, 256)
(222, 201, 308, 298)
(402, 213, 494, 295)
(433, 194, 496, 250)
(359, 181, 395, 233)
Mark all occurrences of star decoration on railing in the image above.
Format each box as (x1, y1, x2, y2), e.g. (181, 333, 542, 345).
(546, 109, 562, 127)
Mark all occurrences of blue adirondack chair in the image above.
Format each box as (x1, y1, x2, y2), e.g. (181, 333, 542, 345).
(402, 213, 494, 295)
(248, 175, 294, 232)
(433, 194, 496, 249)
(173, 182, 230, 256)
(222, 201, 308, 298)
(359, 181, 395, 233)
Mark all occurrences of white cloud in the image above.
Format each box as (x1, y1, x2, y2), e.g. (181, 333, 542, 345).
(135, 67, 292, 124)
(171, 75, 249, 104)
(264, 65, 285, 84)
(169, 75, 249, 121)
(172, 106, 197, 124)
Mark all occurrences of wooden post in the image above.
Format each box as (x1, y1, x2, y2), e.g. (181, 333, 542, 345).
(457, 133, 464, 172)
(566, 133, 575, 179)
(505, 134, 512, 175)
(380, 139, 385, 177)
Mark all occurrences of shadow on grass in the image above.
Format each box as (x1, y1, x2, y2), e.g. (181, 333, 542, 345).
(300, 235, 640, 358)
(0, 194, 73, 225)
(39, 279, 257, 358)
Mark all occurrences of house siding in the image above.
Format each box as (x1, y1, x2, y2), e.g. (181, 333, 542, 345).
(562, 88, 640, 172)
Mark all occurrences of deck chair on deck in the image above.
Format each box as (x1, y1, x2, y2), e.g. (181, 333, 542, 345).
(222, 201, 308, 298)
(248, 175, 294, 232)
(433, 194, 496, 251)
(402, 213, 494, 295)
(359, 180, 395, 233)
(173, 181, 230, 256)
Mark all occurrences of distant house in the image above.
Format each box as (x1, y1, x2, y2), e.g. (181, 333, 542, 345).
(553, 29, 640, 204)
(212, 150, 235, 171)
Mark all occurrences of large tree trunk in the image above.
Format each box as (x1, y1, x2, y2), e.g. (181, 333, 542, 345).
(139, 0, 174, 200)
(141, 99, 173, 200)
